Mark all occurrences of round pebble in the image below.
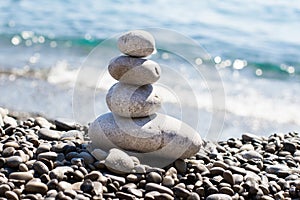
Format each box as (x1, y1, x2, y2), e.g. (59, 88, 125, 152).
(118, 30, 155, 57)
(106, 83, 161, 117)
(108, 56, 161, 85)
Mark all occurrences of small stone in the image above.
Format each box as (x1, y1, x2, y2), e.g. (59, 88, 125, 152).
(233, 174, 244, 185)
(93, 182, 103, 195)
(175, 159, 187, 174)
(118, 30, 155, 57)
(38, 128, 62, 141)
(223, 170, 234, 185)
(6, 156, 23, 168)
(25, 179, 48, 194)
(106, 83, 161, 117)
(2, 147, 15, 157)
(219, 187, 235, 196)
(49, 166, 74, 181)
(78, 151, 95, 165)
(35, 117, 54, 129)
(64, 189, 77, 198)
(80, 179, 94, 193)
(187, 192, 200, 200)
(146, 172, 162, 183)
(132, 165, 146, 174)
(116, 191, 136, 200)
(241, 150, 263, 160)
(0, 184, 10, 196)
(265, 164, 290, 174)
(212, 161, 228, 169)
(84, 171, 102, 181)
(108, 56, 161, 85)
(3, 141, 20, 149)
(3, 116, 17, 127)
(283, 141, 297, 153)
(210, 167, 225, 175)
(156, 193, 174, 200)
(60, 130, 84, 141)
(145, 183, 173, 196)
(162, 176, 175, 187)
(242, 133, 262, 142)
(229, 166, 247, 175)
(33, 161, 49, 175)
(105, 174, 126, 185)
(173, 186, 190, 198)
(58, 181, 72, 191)
(37, 152, 58, 161)
(5, 191, 19, 200)
(128, 188, 143, 198)
(206, 194, 232, 200)
(55, 118, 78, 131)
(9, 172, 33, 181)
(105, 148, 135, 174)
(89, 148, 108, 161)
(18, 163, 28, 172)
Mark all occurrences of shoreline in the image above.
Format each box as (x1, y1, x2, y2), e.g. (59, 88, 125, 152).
(1, 107, 300, 199)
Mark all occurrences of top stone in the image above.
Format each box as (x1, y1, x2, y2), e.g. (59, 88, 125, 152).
(118, 30, 155, 57)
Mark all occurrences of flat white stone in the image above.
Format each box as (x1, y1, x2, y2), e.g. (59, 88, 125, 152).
(108, 56, 161, 85)
(106, 83, 161, 118)
(88, 112, 202, 162)
(118, 30, 155, 57)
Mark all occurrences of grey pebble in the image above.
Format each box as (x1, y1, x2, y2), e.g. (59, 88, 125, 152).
(118, 30, 155, 57)
(146, 172, 162, 183)
(173, 186, 190, 198)
(33, 161, 49, 175)
(38, 128, 61, 141)
(206, 193, 232, 200)
(80, 179, 94, 193)
(105, 148, 135, 174)
(9, 172, 33, 181)
(78, 151, 95, 165)
(187, 192, 200, 200)
(58, 181, 72, 191)
(6, 156, 23, 168)
(145, 183, 173, 196)
(106, 83, 161, 118)
(3, 116, 18, 127)
(108, 55, 161, 85)
(37, 152, 58, 161)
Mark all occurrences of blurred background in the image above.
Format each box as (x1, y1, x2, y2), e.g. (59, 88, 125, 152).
(0, 0, 299, 139)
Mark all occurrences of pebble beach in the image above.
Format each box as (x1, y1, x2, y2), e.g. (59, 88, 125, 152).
(1, 107, 300, 200)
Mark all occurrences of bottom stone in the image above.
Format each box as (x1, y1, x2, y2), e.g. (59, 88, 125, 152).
(88, 112, 202, 166)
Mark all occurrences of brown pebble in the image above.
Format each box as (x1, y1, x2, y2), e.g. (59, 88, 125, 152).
(173, 186, 190, 198)
(145, 183, 173, 196)
(219, 187, 234, 196)
(187, 192, 200, 200)
(146, 172, 162, 183)
(25, 179, 48, 195)
(5, 190, 19, 200)
(9, 172, 33, 181)
(116, 191, 136, 200)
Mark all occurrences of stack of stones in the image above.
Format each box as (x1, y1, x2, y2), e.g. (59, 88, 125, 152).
(88, 30, 202, 170)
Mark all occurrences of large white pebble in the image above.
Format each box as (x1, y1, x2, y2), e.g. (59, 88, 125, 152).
(88, 112, 203, 163)
(106, 83, 161, 118)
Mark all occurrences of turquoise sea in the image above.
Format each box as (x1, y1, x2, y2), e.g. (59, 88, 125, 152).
(0, 0, 299, 140)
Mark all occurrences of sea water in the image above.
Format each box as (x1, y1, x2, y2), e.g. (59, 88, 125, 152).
(0, 0, 299, 140)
